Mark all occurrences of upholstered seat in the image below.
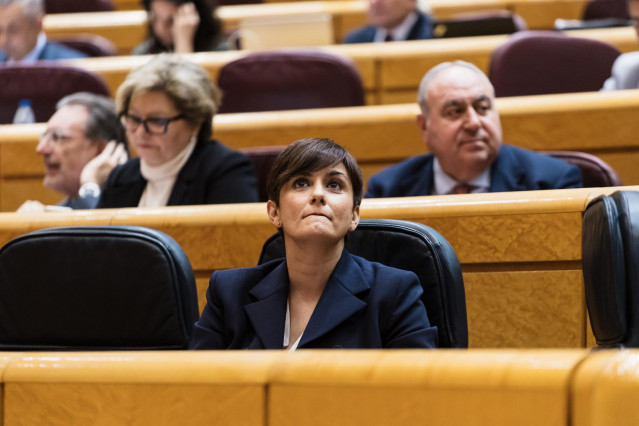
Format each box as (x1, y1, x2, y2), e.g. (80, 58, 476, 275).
(583, 191, 639, 347)
(44, 0, 113, 13)
(53, 33, 118, 57)
(543, 150, 622, 187)
(218, 50, 365, 113)
(488, 31, 621, 96)
(0, 226, 199, 350)
(259, 219, 468, 348)
(240, 145, 286, 202)
(0, 64, 110, 123)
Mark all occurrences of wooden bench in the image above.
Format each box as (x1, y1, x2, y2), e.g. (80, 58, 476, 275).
(46, 0, 592, 55)
(2, 90, 638, 211)
(1, 350, 586, 425)
(0, 186, 634, 347)
(58, 26, 639, 104)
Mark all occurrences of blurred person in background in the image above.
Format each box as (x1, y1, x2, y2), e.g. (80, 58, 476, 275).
(132, 0, 226, 54)
(18, 92, 128, 212)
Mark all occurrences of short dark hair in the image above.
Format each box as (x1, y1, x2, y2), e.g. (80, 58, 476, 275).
(266, 138, 363, 208)
(57, 92, 128, 153)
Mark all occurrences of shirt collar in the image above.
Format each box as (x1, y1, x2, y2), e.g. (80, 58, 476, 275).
(374, 11, 418, 42)
(8, 32, 47, 64)
(432, 157, 491, 195)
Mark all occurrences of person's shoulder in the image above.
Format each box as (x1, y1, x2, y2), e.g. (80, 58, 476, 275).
(368, 153, 432, 184)
(210, 258, 284, 294)
(343, 25, 377, 44)
(197, 139, 253, 170)
(348, 252, 418, 286)
(499, 144, 582, 187)
(40, 42, 87, 60)
(501, 144, 571, 168)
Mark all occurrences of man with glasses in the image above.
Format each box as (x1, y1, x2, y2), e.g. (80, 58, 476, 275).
(17, 92, 128, 212)
(0, 0, 85, 62)
(602, 0, 639, 90)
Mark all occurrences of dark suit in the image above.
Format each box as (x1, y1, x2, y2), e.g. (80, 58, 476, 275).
(190, 250, 438, 349)
(365, 144, 583, 198)
(98, 139, 258, 208)
(343, 12, 433, 44)
(60, 195, 98, 210)
(0, 42, 86, 62)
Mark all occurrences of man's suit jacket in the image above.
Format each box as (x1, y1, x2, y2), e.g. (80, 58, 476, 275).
(0, 41, 86, 62)
(190, 250, 438, 349)
(602, 51, 639, 91)
(365, 144, 583, 198)
(97, 139, 258, 208)
(343, 12, 433, 44)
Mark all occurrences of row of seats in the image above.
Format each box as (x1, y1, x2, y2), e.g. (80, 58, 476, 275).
(0, 187, 626, 348)
(0, 28, 633, 123)
(0, 188, 637, 350)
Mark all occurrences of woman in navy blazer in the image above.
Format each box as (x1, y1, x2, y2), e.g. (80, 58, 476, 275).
(190, 138, 437, 350)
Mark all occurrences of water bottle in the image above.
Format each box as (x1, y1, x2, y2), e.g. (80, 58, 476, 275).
(12, 99, 35, 124)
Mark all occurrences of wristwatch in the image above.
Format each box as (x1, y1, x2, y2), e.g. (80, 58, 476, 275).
(78, 182, 101, 199)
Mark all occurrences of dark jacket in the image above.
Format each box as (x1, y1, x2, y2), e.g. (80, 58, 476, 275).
(98, 139, 258, 208)
(343, 12, 434, 44)
(365, 144, 583, 198)
(190, 250, 438, 349)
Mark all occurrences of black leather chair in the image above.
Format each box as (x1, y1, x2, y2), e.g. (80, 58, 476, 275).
(583, 191, 639, 347)
(0, 226, 198, 350)
(218, 50, 365, 113)
(258, 219, 468, 348)
(543, 151, 622, 187)
(0, 64, 110, 124)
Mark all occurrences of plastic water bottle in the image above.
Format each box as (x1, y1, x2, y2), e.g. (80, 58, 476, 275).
(12, 99, 35, 124)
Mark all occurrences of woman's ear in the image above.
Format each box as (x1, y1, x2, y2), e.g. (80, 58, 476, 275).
(349, 205, 360, 232)
(266, 200, 281, 228)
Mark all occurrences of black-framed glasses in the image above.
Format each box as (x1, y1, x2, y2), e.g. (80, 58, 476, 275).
(121, 113, 185, 135)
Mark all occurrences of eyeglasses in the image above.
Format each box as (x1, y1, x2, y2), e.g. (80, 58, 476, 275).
(39, 129, 75, 146)
(121, 113, 185, 135)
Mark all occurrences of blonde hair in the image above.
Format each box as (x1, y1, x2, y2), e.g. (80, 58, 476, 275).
(115, 54, 222, 142)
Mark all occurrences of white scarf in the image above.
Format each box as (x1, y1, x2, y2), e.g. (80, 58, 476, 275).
(138, 137, 197, 208)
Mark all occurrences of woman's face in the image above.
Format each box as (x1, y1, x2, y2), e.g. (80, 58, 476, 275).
(125, 90, 199, 166)
(267, 162, 360, 244)
(150, 0, 179, 46)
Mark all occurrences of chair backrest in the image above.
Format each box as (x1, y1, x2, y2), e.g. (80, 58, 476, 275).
(258, 219, 469, 348)
(583, 0, 630, 20)
(432, 10, 527, 38)
(44, 0, 114, 13)
(53, 34, 118, 57)
(488, 30, 621, 97)
(0, 64, 110, 124)
(0, 226, 199, 350)
(583, 191, 639, 348)
(217, 50, 365, 113)
(239, 145, 287, 202)
(542, 150, 622, 187)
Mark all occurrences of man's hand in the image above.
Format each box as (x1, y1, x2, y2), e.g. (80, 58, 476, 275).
(80, 141, 128, 187)
(173, 2, 200, 54)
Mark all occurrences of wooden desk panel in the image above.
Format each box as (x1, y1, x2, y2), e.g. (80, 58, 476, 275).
(47, 0, 592, 56)
(58, 26, 639, 104)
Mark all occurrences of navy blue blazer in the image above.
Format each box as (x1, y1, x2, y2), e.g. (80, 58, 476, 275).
(97, 139, 258, 208)
(190, 250, 438, 349)
(343, 13, 433, 43)
(0, 42, 86, 62)
(365, 144, 583, 198)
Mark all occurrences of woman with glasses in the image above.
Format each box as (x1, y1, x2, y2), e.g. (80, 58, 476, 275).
(97, 54, 258, 208)
(133, 0, 226, 55)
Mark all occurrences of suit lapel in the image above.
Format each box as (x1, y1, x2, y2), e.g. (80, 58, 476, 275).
(166, 140, 203, 206)
(490, 145, 527, 192)
(299, 252, 369, 348)
(244, 261, 289, 349)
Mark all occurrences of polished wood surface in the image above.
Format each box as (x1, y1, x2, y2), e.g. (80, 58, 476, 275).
(51, 0, 591, 55)
(56, 26, 639, 104)
(0, 186, 631, 347)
